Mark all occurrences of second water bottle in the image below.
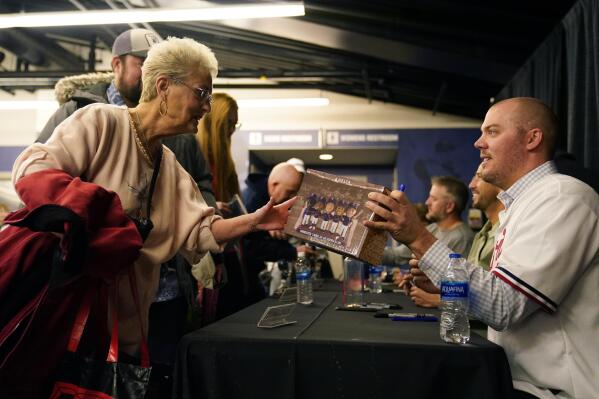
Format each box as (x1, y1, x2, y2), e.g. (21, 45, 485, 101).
(296, 252, 313, 305)
(440, 253, 470, 344)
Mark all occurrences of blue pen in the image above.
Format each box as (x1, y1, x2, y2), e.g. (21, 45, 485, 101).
(390, 313, 438, 322)
(399, 184, 406, 192)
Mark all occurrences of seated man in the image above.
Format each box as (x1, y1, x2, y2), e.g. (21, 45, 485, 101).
(242, 161, 305, 302)
(407, 164, 503, 308)
(365, 97, 599, 399)
(383, 175, 474, 266)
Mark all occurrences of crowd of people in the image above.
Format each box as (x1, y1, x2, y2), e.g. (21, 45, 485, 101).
(0, 28, 597, 399)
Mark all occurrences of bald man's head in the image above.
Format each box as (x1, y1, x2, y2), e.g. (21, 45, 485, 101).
(268, 162, 303, 204)
(492, 97, 559, 157)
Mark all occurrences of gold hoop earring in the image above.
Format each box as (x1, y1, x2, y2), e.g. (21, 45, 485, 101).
(159, 98, 168, 116)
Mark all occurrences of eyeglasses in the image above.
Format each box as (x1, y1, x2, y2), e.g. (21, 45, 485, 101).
(171, 77, 213, 105)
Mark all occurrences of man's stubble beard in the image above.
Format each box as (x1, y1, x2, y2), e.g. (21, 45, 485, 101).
(121, 81, 142, 105)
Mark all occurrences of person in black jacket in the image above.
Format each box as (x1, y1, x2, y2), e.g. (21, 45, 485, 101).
(242, 162, 306, 303)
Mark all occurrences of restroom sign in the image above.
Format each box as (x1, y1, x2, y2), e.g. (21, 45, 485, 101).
(325, 130, 399, 147)
(248, 130, 319, 148)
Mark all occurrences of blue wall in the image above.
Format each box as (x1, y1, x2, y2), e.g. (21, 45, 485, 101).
(395, 128, 481, 204)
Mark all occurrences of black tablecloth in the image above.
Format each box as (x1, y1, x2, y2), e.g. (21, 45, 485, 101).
(173, 288, 512, 399)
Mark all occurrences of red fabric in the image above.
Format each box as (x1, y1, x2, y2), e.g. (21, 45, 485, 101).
(0, 169, 143, 398)
(50, 382, 115, 399)
(8, 169, 143, 279)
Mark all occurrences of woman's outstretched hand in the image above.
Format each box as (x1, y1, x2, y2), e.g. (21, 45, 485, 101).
(253, 196, 298, 231)
(211, 196, 298, 245)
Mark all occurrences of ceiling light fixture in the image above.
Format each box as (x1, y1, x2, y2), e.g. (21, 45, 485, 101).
(319, 154, 334, 161)
(0, 2, 305, 29)
(237, 97, 329, 108)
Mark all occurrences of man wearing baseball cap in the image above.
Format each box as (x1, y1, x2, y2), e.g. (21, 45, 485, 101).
(109, 28, 161, 107)
(37, 28, 161, 142)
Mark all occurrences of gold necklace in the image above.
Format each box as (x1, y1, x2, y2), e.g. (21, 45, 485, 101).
(129, 110, 153, 165)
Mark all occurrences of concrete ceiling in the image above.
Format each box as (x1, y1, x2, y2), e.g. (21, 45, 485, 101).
(0, 0, 577, 118)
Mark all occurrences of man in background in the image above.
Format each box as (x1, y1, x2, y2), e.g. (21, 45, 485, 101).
(243, 160, 304, 213)
(465, 165, 503, 270)
(243, 161, 305, 303)
(383, 175, 474, 266)
(38, 28, 157, 141)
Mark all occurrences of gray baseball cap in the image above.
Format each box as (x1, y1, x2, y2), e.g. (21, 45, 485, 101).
(112, 28, 161, 58)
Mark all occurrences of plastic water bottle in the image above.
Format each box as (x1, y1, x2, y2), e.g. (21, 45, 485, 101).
(440, 253, 470, 344)
(343, 257, 364, 307)
(369, 265, 383, 293)
(296, 252, 313, 305)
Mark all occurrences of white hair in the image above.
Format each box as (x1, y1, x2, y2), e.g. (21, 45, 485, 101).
(140, 36, 218, 103)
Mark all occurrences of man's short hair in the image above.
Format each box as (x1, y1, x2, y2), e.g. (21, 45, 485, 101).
(492, 97, 559, 157)
(112, 28, 161, 58)
(431, 176, 469, 215)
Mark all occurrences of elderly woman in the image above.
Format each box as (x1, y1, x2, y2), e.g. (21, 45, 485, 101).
(11, 37, 294, 355)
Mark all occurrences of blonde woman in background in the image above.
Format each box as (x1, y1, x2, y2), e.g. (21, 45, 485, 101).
(198, 93, 240, 216)
(196, 92, 250, 319)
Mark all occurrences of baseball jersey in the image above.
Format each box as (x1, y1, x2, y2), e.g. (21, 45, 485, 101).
(489, 173, 599, 399)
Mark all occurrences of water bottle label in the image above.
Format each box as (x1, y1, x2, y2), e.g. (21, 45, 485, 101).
(296, 270, 311, 281)
(440, 281, 469, 299)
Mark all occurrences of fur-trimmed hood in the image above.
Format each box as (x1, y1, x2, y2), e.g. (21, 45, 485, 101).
(54, 72, 114, 104)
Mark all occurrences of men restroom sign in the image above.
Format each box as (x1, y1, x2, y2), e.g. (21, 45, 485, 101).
(325, 130, 399, 147)
(248, 130, 320, 148)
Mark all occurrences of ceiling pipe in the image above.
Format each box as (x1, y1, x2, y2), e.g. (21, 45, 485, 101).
(0, 31, 47, 66)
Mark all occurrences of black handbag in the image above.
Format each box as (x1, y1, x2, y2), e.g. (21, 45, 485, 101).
(49, 269, 151, 399)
